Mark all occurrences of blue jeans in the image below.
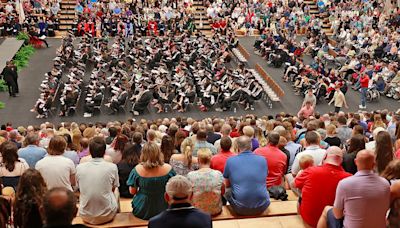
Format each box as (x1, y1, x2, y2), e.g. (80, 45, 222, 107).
(361, 87, 367, 107)
(225, 189, 270, 216)
(327, 208, 344, 228)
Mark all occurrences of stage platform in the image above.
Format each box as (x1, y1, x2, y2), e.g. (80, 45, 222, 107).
(0, 38, 24, 73)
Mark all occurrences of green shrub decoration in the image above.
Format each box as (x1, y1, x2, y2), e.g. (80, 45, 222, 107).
(13, 45, 35, 72)
(16, 32, 30, 43)
(0, 79, 8, 92)
(0, 101, 5, 109)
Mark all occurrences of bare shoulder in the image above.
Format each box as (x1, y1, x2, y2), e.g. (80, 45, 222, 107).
(170, 154, 183, 161)
(162, 163, 172, 172)
(135, 164, 144, 174)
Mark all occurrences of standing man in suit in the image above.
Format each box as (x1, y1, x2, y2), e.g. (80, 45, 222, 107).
(148, 175, 212, 228)
(2, 61, 17, 97)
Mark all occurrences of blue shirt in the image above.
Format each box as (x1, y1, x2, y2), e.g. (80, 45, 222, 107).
(285, 141, 302, 172)
(63, 150, 80, 166)
(18, 145, 47, 168)
(223, 151, 270, 209)
(193, 141, 217, 156)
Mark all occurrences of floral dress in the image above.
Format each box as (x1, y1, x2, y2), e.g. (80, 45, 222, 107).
(169, 158, 198, 176)
(187, 168, 223, 215)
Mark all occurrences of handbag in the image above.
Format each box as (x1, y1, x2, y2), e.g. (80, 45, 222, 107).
(268, 186, 288, 201)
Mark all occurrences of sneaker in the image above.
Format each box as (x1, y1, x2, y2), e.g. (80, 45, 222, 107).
(359, 105, 366, 109)
(215, 108, 224, 112)
(133, 111, 139, 116)
(104, 103, 111, 107)
(83, 113, 92, 118)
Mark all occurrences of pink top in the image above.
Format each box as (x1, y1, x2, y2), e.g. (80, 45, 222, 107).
(334, 170, 390, 228)
(395, 148, 400, 159)
(297, 106, 314, 118)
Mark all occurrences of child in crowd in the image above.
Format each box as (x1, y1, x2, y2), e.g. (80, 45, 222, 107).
(291, 155, 314, 197)
(297, 155, 314, 177)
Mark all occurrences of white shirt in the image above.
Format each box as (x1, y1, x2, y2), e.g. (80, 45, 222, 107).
(291, 145, 327, 175)
(36, 155, 76, 191)
(76, 158, 119, 224)
(0, 159, 29, 177)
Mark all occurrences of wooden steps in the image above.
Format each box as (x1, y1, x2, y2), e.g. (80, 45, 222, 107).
(73, 191, 299, 227)
(302, 0, 333, 36)
(192, 0, 213, 36)
(118, 190, 297, 213)
(73, 201, 298, 227)
(136, 215, 305, 228)
(59, 0, 77, 31)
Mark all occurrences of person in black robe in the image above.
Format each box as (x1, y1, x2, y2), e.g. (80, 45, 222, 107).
(131, 87, 153, 115)
(217, 83, 243, 111)
(83, 91, 103, 117)
(1, 61, 17, 97)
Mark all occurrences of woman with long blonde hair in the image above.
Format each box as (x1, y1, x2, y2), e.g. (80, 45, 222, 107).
(169, 138, 199, 176)
(127, 142, 175, 220)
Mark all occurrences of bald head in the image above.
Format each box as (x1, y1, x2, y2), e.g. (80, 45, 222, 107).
(236, 136, 252, 153)
(355, 149, 376, 171)
(323, 146, 343, 166)
(43, 187, 77, 226)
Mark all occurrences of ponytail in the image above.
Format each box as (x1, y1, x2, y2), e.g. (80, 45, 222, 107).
(184, 145, 193, 169)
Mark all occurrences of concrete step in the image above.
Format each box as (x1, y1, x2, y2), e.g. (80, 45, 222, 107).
(59, 25, 72, 30)
(201, 30, 213, 37)
(195, 21, 210, 26)
(303, 0, 315, 4)
(197, 25, 211, 29)
(60, 10, 75, 15)
(61, 4, 75, 9)
(59, 15, 76, 20)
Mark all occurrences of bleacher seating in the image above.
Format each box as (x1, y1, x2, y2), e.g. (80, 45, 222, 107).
(73, 191, 299, 227)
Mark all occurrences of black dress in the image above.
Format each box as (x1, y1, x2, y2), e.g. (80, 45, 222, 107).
(117, 161, 136, 198)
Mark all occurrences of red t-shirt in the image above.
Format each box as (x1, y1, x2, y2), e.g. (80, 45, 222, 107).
(360, 75, 369, 88)
(254, 145, 287, 187)
(210, 150, 236, 174)
(230, 129, 240, 138)
(295, 164, 352, 227)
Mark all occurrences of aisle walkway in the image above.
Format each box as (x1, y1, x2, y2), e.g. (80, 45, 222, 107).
(0, 38, 24, 73)
(238, 37, 400, 114)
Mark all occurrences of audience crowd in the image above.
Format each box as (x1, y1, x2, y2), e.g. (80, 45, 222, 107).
(0, 0, 60, 37)
(71, 0, 198, 37)
(1, 0, 400, 227)
(253, 0, 399, 110)
(1, 108, 400, 227)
